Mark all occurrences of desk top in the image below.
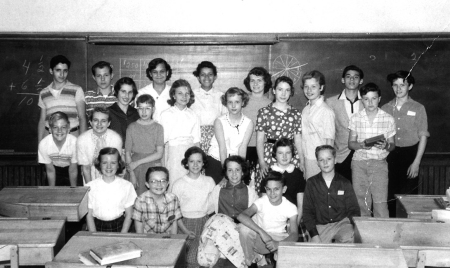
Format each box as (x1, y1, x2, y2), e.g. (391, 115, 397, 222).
(0, 187, 89, 221)
(0, 218, 65, 247)
(47, 231, 188, 267)
(396, 194, 444, 218)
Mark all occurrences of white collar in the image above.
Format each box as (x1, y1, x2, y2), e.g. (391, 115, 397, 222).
(271, 163, 295, 173)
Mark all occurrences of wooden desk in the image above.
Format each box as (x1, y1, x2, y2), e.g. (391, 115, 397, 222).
(395, 194, 444, 219)
(0, 218, 65, 265)
(277, 242, 407, 268)
(0, 186, 88, 222)
(46, 231, 188, 268)
(354, 217, 450, 267)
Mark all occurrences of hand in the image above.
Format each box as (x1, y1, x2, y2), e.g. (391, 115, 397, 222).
(259, 162, 269, 177)
(218, 178, 228, 188)
(130, 174, 138, 189)
(310, 235, 322, 243)
(129, 161, 139, 171)
(186, 230, 196, 240)
(265, 240, 279, 252)
(373, 139, 387, 150)
(260, 232, 277, 252)
(407, 161, 420, 179)
(360, 141, 372, 150)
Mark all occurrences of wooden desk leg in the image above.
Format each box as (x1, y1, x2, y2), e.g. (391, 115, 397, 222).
(10, 246, 18, 268)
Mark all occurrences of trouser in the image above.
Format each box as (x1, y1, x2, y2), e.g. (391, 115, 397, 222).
(335, 150, 355, 183)
(351, 159, 389, 218)
(315, 218, 354, 243)
(386, 143, 419, 217)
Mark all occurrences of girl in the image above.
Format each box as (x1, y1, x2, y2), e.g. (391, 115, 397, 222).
(200, 156, 258, 268)
(86, 147, 137, 233)
(171, 147, 215, 268)
(206, 87, 253, 184)
(108, 77, 140, 145)
(262, 138, 306, 230)
(160, 79, 200, 186)
(125, 94, 164, 195)
(190, 61, 225, 152)
(136, 58, 172, 123)
(242, 67, 273, 171)
(255, 76, 302, 191)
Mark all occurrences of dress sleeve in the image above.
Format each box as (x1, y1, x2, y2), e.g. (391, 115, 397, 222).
(38, 140, 51, 164)
(132, 196, 143, 222)
(293, 109, 302, 134)
(125, 124, 133, 152)
(255, 107, 267, 132)
(156, 123, 165, 146)
(416, 105, 430, 137)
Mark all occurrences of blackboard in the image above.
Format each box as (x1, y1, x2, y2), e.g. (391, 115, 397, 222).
(0, 39, 87, 154)
(271, 38, 450, 152)
(87, 44, 270, 93)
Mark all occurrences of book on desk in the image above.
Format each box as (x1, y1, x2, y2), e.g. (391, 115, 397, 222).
(78, 241, 142, 265)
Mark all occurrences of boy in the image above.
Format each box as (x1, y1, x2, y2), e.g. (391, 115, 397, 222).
(38, 111, 78, 186)
(37, 55, 87, 143)
(77, 107, 122, 183)
(382, 71, 429, 217)
(348, 83, 396, 218)
(301, 70, 335, 179)
(132, 166, 182, 234)
(237, 171, 298, 267)
(303, 145, 360, 243)
(85, 61, 117, 117)
(136, 58, 172, 122)
(326, 65, 365, 182)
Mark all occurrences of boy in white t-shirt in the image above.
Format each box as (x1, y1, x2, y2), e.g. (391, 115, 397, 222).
(38, 111, 78, 186)
(237, 171, 298, 266)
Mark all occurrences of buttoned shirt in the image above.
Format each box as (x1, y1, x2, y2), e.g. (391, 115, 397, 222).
(218, 181, 250, 221)
(381, 97, 429, 147)
(136, 83, 171, 123)
(301, 96, 336, 160)
(303, 172, 360, 238)
(349, 108, 396, 160)
(38, 134, 78, 167)
(190, 87, 225, 126)
(132, 192, 182, 234)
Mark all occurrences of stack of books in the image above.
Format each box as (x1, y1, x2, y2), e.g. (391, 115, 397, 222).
(79, 241, 142, 265)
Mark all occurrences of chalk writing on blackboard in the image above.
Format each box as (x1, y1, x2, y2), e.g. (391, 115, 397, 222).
(119, 58, 151, 89)
(271, 54, 308, 84)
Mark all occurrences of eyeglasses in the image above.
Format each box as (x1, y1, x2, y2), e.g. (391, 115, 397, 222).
(150, 179, 168, 185)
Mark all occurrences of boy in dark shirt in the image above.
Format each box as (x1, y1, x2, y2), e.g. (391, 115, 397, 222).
(303, 145, 360, 243)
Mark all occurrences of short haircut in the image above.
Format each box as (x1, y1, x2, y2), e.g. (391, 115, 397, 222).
(113, 77, 138, 100)
(50, 55, 71, 70)
(145, 166, 170, 183)
(273, 76, 295, 97)
(90, 107, 111, 122)
(193, 61, 218, 77)
(167, 79, 195, 107)
(221, 87, 250, 107)
(136, 94, 155, 107)
(359, 82, 381, 97)
(342, 65, 364, 79)
(181, 146, 208, 170)
(272, 138, 295, 159)
(222, 155, 251, 185)
(301, 70, 326, 94)
(94, 147, 125, 174)
(387, 70, 415, 86)
(315, 145, 336, 159)
(260, 170, 285, 192)
(243, 67, 273, 94)
(91, 61, 113, 76)
(146, 58, 172, 81)
(48, 111, 70, 128)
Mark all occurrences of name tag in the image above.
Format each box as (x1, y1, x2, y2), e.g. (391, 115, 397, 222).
(407, 111, 416, 116)
(338, 190, 344, 195)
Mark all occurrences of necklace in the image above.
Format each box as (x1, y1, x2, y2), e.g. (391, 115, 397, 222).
(226, 114, 244, 135)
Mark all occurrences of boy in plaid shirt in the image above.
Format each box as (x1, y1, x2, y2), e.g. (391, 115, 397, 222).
(133, 166, 182, 234)
(348, 83, 396, 218)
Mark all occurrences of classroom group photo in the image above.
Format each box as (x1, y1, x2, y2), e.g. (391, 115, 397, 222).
(32, 53, 430, 268)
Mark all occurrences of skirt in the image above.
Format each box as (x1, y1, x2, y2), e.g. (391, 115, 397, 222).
(179, 216, 209, 268)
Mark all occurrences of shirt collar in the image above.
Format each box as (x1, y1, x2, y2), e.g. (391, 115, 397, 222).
(225, 181, 246, 189)
(96, 85, 115, 96)
(338, 89, 361, 101)
(271, 163, 295, 173)
(307, 95, 325, 107)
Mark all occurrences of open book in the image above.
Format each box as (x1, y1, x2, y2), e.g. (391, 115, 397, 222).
(88, 241, 142, 265)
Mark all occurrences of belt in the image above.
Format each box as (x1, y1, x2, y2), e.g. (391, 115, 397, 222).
(46, 126, 80, 133)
